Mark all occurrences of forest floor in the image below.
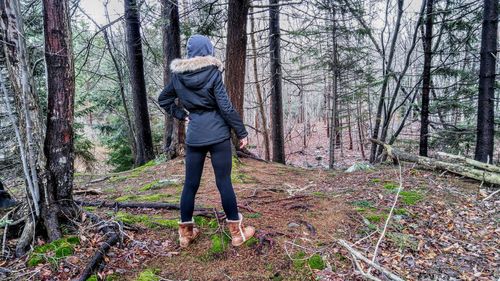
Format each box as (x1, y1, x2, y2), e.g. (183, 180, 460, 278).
(2, 156, 499, 281)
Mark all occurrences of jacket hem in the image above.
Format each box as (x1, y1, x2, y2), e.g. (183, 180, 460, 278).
(186, 135, 231, 147)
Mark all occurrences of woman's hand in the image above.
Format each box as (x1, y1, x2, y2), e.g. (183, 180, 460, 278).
(184, 116, 190, 123)
(239, 137, 248, 149)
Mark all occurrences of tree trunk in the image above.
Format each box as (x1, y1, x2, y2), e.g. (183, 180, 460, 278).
(225, 0, 249, 150)
(474, 0, 498, 163)
(419, 0, 434, 157)
(161, 0, 184, 159)
(42, 0, 76, 241)
(368, 0, 404, 162)
(269, 0, 285, 164)
(250, 8, 270, 161)
(125, 0, 154, 165)
(328, 4, 338, 169)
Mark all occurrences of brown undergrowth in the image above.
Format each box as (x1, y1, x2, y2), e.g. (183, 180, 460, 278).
(1, 158, 498, 280)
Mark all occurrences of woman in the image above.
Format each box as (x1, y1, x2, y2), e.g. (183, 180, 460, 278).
(158, 35, 255, 248)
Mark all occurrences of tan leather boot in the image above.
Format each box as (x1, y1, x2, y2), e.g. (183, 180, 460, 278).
(226, 213, 255, 246)
(178, 221, 200, 248)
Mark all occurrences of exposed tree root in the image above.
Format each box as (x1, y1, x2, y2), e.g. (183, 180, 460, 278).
(236, 150, 267, 162)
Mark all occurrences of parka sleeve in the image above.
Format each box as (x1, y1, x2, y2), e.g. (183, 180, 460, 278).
(213, 71, 248, 139)
(158, 79, 188, 121)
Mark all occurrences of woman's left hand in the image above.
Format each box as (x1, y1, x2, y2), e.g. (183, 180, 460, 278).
(239, 137, 248, 149)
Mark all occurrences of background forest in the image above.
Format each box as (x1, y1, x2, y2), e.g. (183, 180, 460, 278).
(0, 0, 498, 280)
(1, 0, 498, 177)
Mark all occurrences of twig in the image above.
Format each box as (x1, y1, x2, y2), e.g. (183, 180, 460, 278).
(482, 188, 500, 201)
(371, 155, 403, 264)
(337, 239, 404, 281)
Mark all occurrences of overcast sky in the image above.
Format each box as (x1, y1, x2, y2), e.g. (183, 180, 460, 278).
(79, 0, 124, 25)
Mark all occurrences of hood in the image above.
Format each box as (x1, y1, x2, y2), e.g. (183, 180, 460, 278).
(186, 34, 214, 58)
(171, 56, 223, 89)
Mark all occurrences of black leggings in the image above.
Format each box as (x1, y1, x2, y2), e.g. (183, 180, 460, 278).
(180, 139, 239, 222)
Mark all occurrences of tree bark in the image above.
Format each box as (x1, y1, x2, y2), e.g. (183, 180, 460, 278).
(42, 0, 76, 240)
(419, 0, 434, 157)
(250, 8, 270, 161)
(225, 0, 249, 150)
(125, 0, 154, 165)
(474, 0, 498, 163)
(161, 0, 184, 159)
(328, 3, 338, 169)
(269, 0, 285, 164)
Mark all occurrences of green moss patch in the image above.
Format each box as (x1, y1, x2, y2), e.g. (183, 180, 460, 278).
(364, 213, 386, 224)
(400, 190, 424, 205)
(27, 236, 80, 267)
(383, 182, 399, 190)
(139, 179, 181, 191)
(244, 236, 259, 247)
(308, 254, 326, 270)
(135, 268, 160, 281)
(351, 200, 375, 212)
(115, 193, 173, 203)
(246, 212, 262, 219)
(209, 234, 230, 255)
(292, 251, 307, 269)
(292, 251, 325, 270)
(83, 206, 97, 212)
(115, 212, 178, 229)
(193, 216, 218, 229)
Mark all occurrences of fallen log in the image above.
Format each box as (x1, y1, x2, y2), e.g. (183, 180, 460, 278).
(370, 139, 500, 186)
(76, 200, 214, 211)
(76, 211, 120, 281)
(436, 152, 500, 173)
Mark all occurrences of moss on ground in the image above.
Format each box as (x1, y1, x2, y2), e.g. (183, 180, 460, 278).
(246, 212, 262, 219)
(307, 254, 326, 270)
(386, 232, 418, 251)
(193, 216, 218, 229)
(400, 190, 424, 205)
(109, 161, 157, 182)
(209, 234, 230, 255)
(115, 193, 174, 203)
(135, 268, 160, 281)
(383, 181, 399, 190)
(115, 212, 178, 229)
(244, 236, 259, 247)
(27, 236, 80, 267)
(364, 213, 386, 223)
(139, 179, 181, 191)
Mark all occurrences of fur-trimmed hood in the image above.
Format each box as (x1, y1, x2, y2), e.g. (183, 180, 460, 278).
(170, 56, 223, 73)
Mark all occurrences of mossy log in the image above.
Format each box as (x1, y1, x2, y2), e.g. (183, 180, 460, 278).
(436, 152, 500, 173)
(370, 139, 500, 186)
